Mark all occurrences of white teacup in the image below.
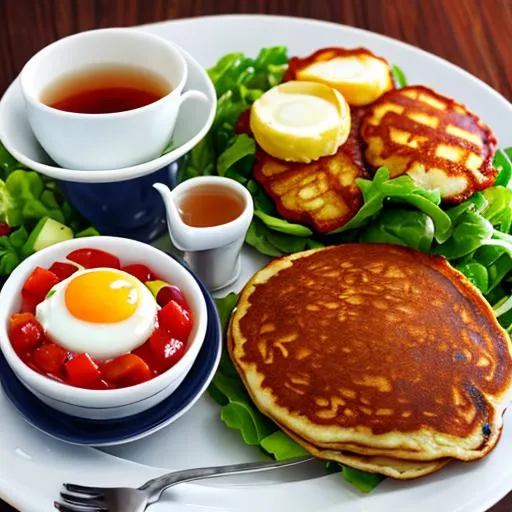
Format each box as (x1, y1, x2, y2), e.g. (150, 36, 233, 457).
(20, 28, 208, 171)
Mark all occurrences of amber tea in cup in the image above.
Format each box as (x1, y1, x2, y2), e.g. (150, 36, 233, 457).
(20, 28, 209, 170)
(41, 64, 171, 114)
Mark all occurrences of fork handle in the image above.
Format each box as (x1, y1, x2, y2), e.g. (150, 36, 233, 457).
(140, 456, 314, 504)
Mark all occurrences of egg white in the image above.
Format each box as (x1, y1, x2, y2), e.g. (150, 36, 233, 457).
(36, 268, 158, 360)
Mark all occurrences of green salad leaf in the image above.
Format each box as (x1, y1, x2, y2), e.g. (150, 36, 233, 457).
(343, 467, 385, 494)
(217, 134, 256, 178)
(0, 143, 98, 276)
(0, 226, 28, 275)
(253, 210, 313, 237)
(359, 209, 435, 252)
(334, 168, 451, 243)
(391, 64, 408, 88)
(494, 149, 512, 188)
(433, 210, 494, 260)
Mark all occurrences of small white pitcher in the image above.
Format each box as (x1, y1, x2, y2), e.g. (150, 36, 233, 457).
(153, 176, 253, 291)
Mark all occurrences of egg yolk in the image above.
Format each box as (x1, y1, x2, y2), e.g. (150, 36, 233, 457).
(64, 270, 141, 323)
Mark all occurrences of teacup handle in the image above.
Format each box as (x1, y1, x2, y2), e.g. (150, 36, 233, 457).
(179, 89, 209, 107)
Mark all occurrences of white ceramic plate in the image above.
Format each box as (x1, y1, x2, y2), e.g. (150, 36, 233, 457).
(1, 15, 512, 512)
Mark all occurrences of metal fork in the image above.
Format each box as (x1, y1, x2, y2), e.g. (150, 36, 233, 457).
(54, 456, 314, 511)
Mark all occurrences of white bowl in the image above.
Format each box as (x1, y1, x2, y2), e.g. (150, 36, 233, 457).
(0, 237, 208, 420)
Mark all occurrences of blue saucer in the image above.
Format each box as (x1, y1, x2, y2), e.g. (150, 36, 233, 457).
(0, 274, 221, 446)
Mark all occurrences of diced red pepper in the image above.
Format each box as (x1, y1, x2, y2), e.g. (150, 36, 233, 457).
(149, 328, 186, 371)
(234, 108, 251, 134)
(132, 341, 161, 375)
(158, 300, 192, 341)
(48, 261, 78, 281)
(101, 354, 152, 387)
(20, 293, 40, 315)
(0, 223, 11, 237)
(21, 267, 59, 302)
(156, 285, 189, 309)
(88, 379, 111, 390)
(122, 264, 158, 283)
(9, 313, 45, 354)
(66, 248, 120, 269)
(32, 343, 68, 376)
(65, 353, 101, 388)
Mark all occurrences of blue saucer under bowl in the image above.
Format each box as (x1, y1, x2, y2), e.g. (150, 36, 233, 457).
(0, 264, 222, 446)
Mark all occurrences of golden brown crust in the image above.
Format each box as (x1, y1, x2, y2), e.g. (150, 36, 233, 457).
(360, 85, 498, 203)
(229, 244, 512, 462)
(277, 422, 451, 480)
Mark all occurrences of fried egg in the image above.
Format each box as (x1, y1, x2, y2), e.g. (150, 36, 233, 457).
(36, 268, 158, 360)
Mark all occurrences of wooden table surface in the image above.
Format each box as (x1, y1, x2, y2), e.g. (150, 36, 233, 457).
(0, 1, 511, 511)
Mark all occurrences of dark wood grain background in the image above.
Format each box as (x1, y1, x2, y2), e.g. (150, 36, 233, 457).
(0, 1, 511, 511)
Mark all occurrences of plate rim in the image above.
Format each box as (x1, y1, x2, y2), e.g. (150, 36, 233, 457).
(0, 14, 511, 512)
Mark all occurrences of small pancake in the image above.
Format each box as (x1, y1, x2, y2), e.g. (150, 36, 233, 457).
(360, 85, 497, 203)
(283, 47, 395, 106)
(252, 108, 368, 233)
(229, 244, 512, 462)
(278, 423, 450, 480)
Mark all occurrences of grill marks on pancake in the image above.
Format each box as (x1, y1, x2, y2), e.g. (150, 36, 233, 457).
(361, 86, 497, 203)
(237, 245, 512, 441)
(253, 108, 368, 233)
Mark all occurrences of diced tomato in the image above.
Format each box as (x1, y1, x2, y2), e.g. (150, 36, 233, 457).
(149, 328, 186, 371)
(156, 285, 189, 309)
(234, 108, 251, 134)
(101, 354, 152, 387)
(20, 293, 40, 315)
(88, 379, 111, 390)
(21, 267, 59, 302)
(48, 261, 78, 281)
(65, 353, 101, 388)
(158, 300, 192, 341)
(66, 248, 120, 269)
(32, 343, 68, 376)
(132, 341, 161, 375)
(0, 223, 11, 237)
(9, 313, 45, 353)
(122, 264, 157, 283)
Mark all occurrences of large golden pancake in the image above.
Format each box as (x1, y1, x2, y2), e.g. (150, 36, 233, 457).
(252, 108, 368, 233)
(360, 86, 497, 203)
(229, 244, 512, 462)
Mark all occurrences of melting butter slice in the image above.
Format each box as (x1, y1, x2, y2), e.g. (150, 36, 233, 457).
(250, 81, 351, 163)
(296, 54, 393, 106)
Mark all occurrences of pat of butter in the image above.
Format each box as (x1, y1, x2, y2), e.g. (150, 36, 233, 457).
(250, 81, 351, 163)
(297, 55, 393, 106)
